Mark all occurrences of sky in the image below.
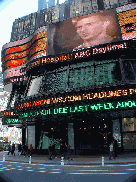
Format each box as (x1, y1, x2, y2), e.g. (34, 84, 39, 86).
(0, 0, 66, 71)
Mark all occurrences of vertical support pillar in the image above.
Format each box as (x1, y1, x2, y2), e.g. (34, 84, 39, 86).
(3, 153, 5, 162)
(22, 126, 26, 146)
(68, 123, 74, 154)
(102, 156, 104, 166)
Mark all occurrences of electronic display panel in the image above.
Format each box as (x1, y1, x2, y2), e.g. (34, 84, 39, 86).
(30, 36, 47, 59)
(48, 8, 122, 55)
(3, 42, 30, 57)
(2, 64, 32, 85)
(2, 27, 47, 69)
(117, 8, 136, 40)
(2, 26, 47, 85)
(3, 57, 28, 70)
(2, 44, 30, 71)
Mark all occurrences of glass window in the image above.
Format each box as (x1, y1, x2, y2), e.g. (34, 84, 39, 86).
(69, 66, 94, 89)
(42, 70, 68, 94)
(38, 59, 123, 94)
(123, 133, 136, 150)
(27, 76, 43, 96)
(112, 119, 121, 147)
(122, 60, 136, 81)
(122, 118, 136, 132)
(94, 61, 120, 85)
(95, 63, 115, 85)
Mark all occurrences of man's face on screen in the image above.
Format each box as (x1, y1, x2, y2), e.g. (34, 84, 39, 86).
(76, 16, 107, 41)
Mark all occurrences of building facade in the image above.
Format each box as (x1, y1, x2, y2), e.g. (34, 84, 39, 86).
(10, 0, 135, 42)
(1, 3, 136, 155)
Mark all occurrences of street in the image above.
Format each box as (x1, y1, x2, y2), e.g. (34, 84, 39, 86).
(0, 161, 135, 182)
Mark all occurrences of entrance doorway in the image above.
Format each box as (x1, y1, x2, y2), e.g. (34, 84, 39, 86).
(36, 120, 68, 154)
(74, 117, 112, 155)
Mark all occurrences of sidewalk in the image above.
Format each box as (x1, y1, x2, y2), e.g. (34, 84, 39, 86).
(0, 151, 136, 165)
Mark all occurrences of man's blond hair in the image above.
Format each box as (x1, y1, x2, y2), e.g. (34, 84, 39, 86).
(72, 9, 121, 38)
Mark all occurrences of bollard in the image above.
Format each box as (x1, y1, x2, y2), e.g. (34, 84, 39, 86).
(3, 153, 5, 162)
(102, 156, 104, 166)
(61, 157, 64, 165)
(29, 156, 31, 164)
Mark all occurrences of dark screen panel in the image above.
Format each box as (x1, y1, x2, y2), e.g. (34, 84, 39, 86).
(122, 60, 136, 81)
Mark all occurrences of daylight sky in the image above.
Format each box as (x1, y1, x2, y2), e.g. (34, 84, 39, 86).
(0, 0, 66, 71)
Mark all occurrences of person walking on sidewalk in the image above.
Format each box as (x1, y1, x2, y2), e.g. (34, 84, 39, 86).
(64, 144, 73, 160)
(11, 142, 15, 156)
(60, 140, 64, 157)
(48, 144, 52, 160)
(109, 141, 115, 160)
(18, 142, 22, 155)
(64, 144, 68, 160)
(29, 144, 33, 156)
(7, 141, 11, 156)
(113, 139, 118, 157)
(22, 144, 24, 156)
(52, 143, 56, 159)
(24, 143, 28, 157)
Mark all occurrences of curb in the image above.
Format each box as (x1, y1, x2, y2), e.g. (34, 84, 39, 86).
(0, 159, 135, 165)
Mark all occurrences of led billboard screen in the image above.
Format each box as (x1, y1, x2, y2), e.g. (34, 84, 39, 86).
(117, 7, 136, 40)
(2, 26, 47, 85)
(48, 8, 122, 55)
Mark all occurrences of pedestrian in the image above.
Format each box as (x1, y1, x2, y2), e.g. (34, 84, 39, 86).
(23, 145, 26, 157)
(22, 144, 25, 155)
(18, 142, 22, 155)
(113, 139, 118, 157)
(24, 143, 28, 157)
(109, 141, 115, 160)
(60, 140, 64, 157)
(7, 142, 11, 156)
(26, 143, 28, 156)
(64, 144, 68, 160)
(29, 144, 33, 156)
(11, 143, 15, 156)
(52, 143, 56, 159)
(67, 145, 73, 160)
(48, 144, 52, 160)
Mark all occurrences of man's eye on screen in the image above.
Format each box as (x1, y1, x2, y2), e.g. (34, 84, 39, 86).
(87, 23, 92, 26)
(77, 26, 82, 30)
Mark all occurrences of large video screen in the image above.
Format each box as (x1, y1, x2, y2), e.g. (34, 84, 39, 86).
(48, 8, 122, 55)
(2, 28, 47, 71)
(117, 5, 136, 40)
(2, 26, 47, 85)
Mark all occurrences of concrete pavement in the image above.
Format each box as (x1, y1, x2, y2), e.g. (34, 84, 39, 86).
(0, 150, 136, 165)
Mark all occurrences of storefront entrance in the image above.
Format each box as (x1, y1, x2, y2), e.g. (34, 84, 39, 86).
(36, 119, 69, 154)
(74, 116, 113, 155)
(35, 114, 113, 155)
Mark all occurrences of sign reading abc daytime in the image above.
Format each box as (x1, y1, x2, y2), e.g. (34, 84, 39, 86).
(26, 39, 131, 70)
(116, 3, 136, 40)
(2, 26, 47, 85)
(48, 8, 122, 55)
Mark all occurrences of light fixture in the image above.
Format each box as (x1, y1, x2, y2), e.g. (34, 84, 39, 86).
(83, 121, 84, 122)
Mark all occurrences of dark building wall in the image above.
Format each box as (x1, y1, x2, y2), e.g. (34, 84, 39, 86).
(97, 0, 104, 10)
